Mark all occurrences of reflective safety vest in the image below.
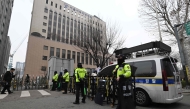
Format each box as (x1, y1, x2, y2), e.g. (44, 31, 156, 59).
(113, 63, 131, 78)
(75, 68, 87, 82)
(53, 74, 58, 82)
(63, 72, 70, 82)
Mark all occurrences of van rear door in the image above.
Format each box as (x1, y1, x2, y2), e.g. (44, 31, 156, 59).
(161, 57, 182, 98)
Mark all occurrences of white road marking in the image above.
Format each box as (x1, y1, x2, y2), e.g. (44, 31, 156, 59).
(20, 91, 30, 97)
(0, 93, 8, 99)
(38, 90, 51, 95)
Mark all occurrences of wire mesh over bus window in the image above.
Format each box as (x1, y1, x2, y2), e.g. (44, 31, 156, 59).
(133, 60, 156, 77)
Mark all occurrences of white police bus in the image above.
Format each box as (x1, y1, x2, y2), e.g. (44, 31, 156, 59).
(98, 41, 183, 106)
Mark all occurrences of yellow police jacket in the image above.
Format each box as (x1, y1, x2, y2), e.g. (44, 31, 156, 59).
(53, 74, 58, 81)
(113, 63, 131, 78)
(75, 68, 87, 82)
(63, 72, 70, 82)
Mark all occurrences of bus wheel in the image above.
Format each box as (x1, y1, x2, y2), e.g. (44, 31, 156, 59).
(135, 89, 150, 106)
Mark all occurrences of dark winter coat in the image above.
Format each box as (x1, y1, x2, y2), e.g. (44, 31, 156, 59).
(3, 71, 15, 83)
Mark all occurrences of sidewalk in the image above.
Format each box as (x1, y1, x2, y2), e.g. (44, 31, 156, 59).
(182, 88, 190, 93)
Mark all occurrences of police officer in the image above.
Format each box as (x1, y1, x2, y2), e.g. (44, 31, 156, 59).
(51, 71, 58, 91)
(112, 54, 131, 109)
(63, 69, 70, 94)
(73, 63, 87, 104)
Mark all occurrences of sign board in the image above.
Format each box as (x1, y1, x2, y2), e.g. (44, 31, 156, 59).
(185, 21, 190, 36)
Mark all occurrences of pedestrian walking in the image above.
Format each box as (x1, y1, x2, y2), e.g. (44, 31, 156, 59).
(51, 71, 58, 91)
(62, 69, 69, 94)
(1, 68, 16, 94)
(73, 63, 87, 104)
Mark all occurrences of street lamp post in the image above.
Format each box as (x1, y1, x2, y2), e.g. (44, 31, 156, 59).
(174, 24, 189, 87)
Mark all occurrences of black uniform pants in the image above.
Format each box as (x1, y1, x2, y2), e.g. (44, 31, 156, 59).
(51, 81, 57, 91)
(75, 82, 86, 102)
(64, 82, 68, 93)
(116, 81, 125, 109)
(1, 84, 11, 94)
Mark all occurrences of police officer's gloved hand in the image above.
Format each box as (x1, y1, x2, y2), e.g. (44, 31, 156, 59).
(119, 75, 124, 78)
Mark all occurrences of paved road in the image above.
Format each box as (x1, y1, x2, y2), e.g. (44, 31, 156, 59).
(0, 90, 189, 109)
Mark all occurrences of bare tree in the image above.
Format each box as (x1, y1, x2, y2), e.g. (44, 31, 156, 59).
(139, 0, 190, 84)
(139, 0, 190, 78)
(139, 0, 189, 42)
(75, 19, 126, 69)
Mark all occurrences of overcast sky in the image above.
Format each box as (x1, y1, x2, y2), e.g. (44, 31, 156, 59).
(8, 0, 156, 67)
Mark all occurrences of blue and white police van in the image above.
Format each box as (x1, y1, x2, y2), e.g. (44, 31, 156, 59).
(99, 41, 183, 106)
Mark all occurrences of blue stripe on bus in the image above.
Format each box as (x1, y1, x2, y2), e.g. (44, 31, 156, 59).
(134, 79, 174, 84)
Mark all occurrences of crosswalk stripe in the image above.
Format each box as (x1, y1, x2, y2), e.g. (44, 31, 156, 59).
(38, 90, 51, 95)
(0, 93, 8, 99)
(20, 91, 30, 97)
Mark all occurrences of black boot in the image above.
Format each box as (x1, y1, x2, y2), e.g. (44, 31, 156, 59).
(82, 98, 85, 103)
(73, 101, 79, 104)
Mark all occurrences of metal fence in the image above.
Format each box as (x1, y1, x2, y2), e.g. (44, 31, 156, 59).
(0, 76, 48, 91)
(0, 75, 135, 108)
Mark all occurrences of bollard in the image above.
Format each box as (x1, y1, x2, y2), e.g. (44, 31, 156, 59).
(91, 76, 95, 100)
(88, 75, 91, 97)
(35, 77, 37, 89)
(32, 77, 33, 90)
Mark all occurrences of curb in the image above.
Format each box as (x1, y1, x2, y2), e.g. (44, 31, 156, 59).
(182, 91, 190, 93)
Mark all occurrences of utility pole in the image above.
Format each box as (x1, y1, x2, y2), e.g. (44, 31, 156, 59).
(174, 24, 189, 86)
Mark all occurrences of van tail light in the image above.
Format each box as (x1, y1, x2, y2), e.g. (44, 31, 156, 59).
(162, 70, 168, 91)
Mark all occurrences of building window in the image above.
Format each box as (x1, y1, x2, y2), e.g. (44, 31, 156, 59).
(44, 16, 47, 19)
(46, 0, 48, 4)
(66, 17, 70, 44)
(42, 56, 47, 60)
(90, 55, 92, 65)
(55, 4, 57, 8)
(50, 47, 54, 57)
(67, 50, 71, 59)
(72, 51, 76, 63)
(86, 54, 88, 65)
(77, 52, 80, 63)
(44, 8, 48, 13)
(62, 49, 66, 59)
(60, 6, 62, 10)
(62, 16, 66, 43)
(43, 45, 48, 50)
(82, 53, 84, 64)
(42, 29, 46, 33)
(52, 12, 57, 41)
(57, 14, 62, 42)
(47, 10, 53, 39)
(43, 22, 47, 26)
(56, 48, 60, 58)
(41, 66, 46, 71)
(51, 1, 53, 6)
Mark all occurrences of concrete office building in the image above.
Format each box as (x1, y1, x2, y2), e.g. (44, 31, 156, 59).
(0, 0, 14, 74)
(24, 0, 112, 77)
